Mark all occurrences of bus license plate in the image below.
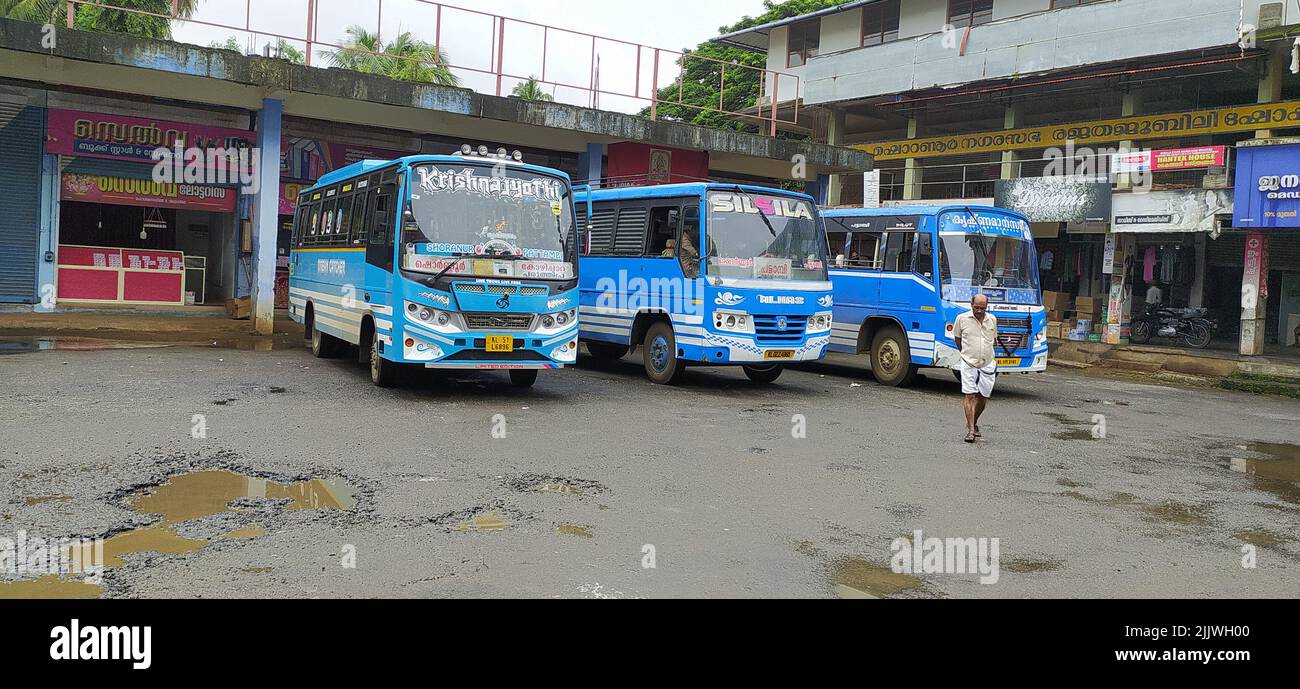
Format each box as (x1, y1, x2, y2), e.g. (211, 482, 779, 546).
(486, 336, 514, 353)
(997, 357, 1021, 367)
(764, 350, 795, 360)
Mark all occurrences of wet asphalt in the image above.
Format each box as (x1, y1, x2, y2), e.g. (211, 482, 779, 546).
(1, 341, 1298, 599)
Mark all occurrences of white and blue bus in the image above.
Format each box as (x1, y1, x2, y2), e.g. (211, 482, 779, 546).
(288, 148, 580, 388)
(823, 205, 1047, 386)
(576, 183, 833, 385)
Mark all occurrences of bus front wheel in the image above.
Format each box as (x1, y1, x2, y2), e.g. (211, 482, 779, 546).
(870, 326, 918, 387)
(742, 364, 784, 384)
(369, 330, 399, 387)
(509, 370, 539, 388)
(643, 322, 685, 385)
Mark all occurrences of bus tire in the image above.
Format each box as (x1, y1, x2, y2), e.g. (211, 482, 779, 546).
(309, 311, 343, 359)
(369, 329, 399, 387)
(870, 326, 918, 387)
(742, 364, 784, 384)
(509, 370, 539, 388)
(586, 341, 628, 361)
(643, 322, 685, 385)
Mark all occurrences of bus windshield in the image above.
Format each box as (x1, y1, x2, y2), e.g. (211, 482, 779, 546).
(402, 163, 574, 277)
(705, 191, 828, 281)
(939, 233, 1041, 304)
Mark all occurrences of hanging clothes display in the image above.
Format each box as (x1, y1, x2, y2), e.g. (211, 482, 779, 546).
(1143, 246, 1156, 283)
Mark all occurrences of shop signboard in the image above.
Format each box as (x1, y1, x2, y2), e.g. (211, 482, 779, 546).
(1233, 143, 1300, 229)
(46, 109, 253, 166)
(1111, 189, 1232, 233)
(1111, 146, 1228, 174)
(61, 174, 237, 213)
(994, 177, 1111, 223)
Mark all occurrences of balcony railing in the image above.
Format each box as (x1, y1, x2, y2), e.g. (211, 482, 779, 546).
(64, 0, 801, 135)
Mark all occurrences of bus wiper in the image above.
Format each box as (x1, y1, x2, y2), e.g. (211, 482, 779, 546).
(732, 186, 779, 238)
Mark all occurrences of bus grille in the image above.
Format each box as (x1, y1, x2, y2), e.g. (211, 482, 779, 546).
(996, 332, 1027, 350)
(464, 313, 535, 330)
(456, 284, 486, 294)
(752, 315, 807, 344)
(999, 317, 1031, 331)
(454, 283, 547, 296)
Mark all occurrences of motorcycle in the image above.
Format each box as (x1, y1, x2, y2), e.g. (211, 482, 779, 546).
(1130, 304, 1217, 348)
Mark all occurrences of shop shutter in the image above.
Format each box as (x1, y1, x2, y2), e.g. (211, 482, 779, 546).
(0, 104, 43, 303)
(1206, 234, 1246, 268)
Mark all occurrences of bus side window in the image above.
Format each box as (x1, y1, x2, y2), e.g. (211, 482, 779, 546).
(307, 204, 321, 245)
(678, 206, 700, 279)
(372, 192, 393, 246)
(349, 190, 370, 245)
(882, 231, 914, 272)
(914, 232, 935, 281)
(585, 206, 617, 256)
(826, 229, 848, 267)
(646, 206, 680, 257)
(611, 207, 648, 256)
(320, 199, 337, 241)
(291, 204, 307, 248)
(335, 195, 354, 247)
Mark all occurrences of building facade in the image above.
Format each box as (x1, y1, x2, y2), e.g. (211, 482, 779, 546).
(715, 0, 1300, 354)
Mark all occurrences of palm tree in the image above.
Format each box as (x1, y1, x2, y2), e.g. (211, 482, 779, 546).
(321, 25, 458, 87)
(1, 0, 198, 39)
(511, 76, 554, 102)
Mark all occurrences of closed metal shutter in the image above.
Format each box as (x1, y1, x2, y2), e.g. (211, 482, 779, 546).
(611, 208, 647, 256)
(585, 207, 616, 255)
(0, 104, 43, 303)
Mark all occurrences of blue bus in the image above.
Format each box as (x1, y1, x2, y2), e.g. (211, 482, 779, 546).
(823, 205, 1047, 386)
(576, 183, 834, 384)
(288, 148, 580, 388)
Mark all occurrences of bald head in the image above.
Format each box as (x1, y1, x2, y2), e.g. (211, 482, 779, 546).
(971, 293, 989, 318)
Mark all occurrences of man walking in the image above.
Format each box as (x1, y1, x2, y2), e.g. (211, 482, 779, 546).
(953, 294, 998, 443)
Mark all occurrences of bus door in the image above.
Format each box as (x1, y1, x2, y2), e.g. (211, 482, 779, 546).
(366, 180, 396, 273)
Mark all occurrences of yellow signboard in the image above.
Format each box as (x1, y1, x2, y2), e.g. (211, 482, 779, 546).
(858, 100, 1300, 161)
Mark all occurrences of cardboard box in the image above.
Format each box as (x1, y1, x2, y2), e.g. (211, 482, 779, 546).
(1043, 291, 1072, 310)
(226, 297, 251, 320)
(1047, 322, 1066, 339)
(1075, 296, 1101, 313)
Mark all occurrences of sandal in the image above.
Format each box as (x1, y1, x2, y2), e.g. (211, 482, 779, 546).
(964, 432, 977, 443)
(974, 426, 983, 438)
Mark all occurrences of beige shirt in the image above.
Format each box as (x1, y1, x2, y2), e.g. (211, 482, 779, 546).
(954, 311, 998, 369)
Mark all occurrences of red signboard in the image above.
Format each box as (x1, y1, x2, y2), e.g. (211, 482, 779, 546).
(62, 173, 237, 213)
(57, 245, 185, 305)
(1151, 146, 1228, 171)
(47, 108, 253, 165)
(607, 142, 710, 187)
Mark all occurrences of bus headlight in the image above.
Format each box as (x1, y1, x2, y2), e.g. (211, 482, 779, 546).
(1035, 328, 1047, 344)
(807, 312, 833, 333)
(713, 309, 753, 334)
(538, 309, 576, 333)
(418, 307, 433, 322)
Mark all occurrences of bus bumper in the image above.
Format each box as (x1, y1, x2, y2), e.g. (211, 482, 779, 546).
(679, 334, 830, 364)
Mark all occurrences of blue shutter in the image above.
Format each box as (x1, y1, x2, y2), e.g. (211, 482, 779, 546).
(0, 105, 43, 303)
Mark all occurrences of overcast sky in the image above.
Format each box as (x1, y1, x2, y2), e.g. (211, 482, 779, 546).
(173, 0, 770, 112)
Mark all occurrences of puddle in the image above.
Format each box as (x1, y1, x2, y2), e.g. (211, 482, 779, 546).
(458, 512, 510, 532)
(1004, 557, 1065, 574)
(0, 470, 355, 598)
(558, 525, 593, 539)
(24, 495, 72, 506)
(0, 337, 174, 354)
(1141, 500, 1213, 526)
(1228, 442, 1300, 504)
(0, 575, 103, 599)
(1234, 530, 1288, 548)
(220, 525, 267, 540)
(1035, 412, 1100, 442)
(831, 557, 923, 599)
(540, 484, 582, 496)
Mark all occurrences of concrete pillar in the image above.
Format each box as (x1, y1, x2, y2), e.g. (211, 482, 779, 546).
(36, 153, 59, 312)
(1000, 103, 1022, 180)
(251, 98, 283, 336)
(577, 142, 604, 188)
(903, 116, 923, 201)
(1241, 233, 1270, 356)
(1256, 50, 1286, 139)
(1116, 90, 1144, 190)
(825, 108, 847, 206)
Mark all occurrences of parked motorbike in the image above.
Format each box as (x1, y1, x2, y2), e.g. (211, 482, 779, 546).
(1130, 304, 1217, 348)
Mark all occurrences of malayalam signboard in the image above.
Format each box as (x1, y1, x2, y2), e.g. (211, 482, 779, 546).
(1111, 189, 1233, 233)
(46, 108, 253, 165)
(1233, 143, 1300, 229)
(1111, 146, 1228, 173)
(61, 174, 238, 213)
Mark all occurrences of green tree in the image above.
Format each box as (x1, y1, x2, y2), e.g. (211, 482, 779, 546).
(1, 0, 198, 39)
(322, 25, 458, 87)
(209, 36, 305, 65)
(643, 0, 843, 132)
(511, 76, 554, 102)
